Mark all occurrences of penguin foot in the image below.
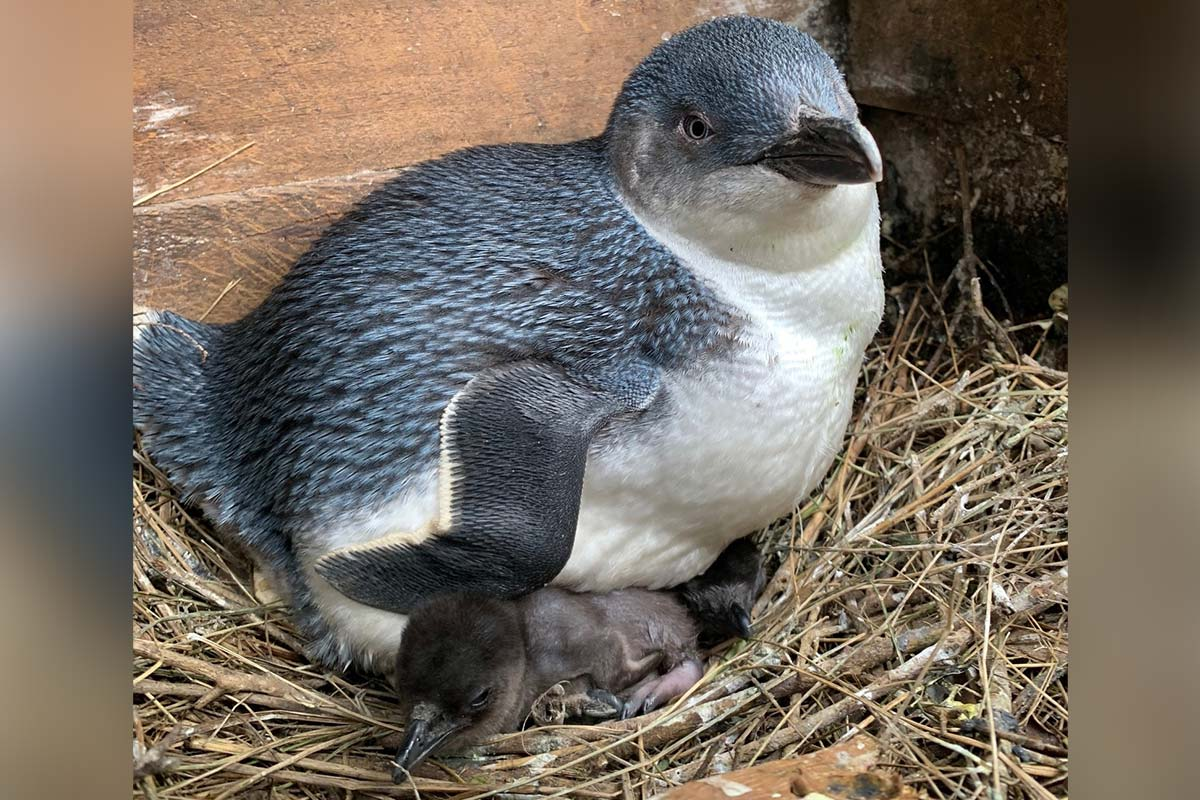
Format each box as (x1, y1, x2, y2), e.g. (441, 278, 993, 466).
(531, 683, 623, 725)
(620, 658, 704, 720)
(530, 682, 569, 726)
(577, 688, 623, 720)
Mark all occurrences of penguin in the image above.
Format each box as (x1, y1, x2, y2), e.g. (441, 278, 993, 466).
(676, 536, 768, 646)
(390, 591, 698, 777)
(388, 537, 766, 778)
(132, 15, 884, 673)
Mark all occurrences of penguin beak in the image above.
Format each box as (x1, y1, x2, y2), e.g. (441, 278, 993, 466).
(759, 118, 882, 185)
(730, 604, 754, 639)
(392, 703, 463, 781)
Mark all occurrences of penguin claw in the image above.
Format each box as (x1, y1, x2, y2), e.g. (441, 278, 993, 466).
(620, 684, 656, 720)
(583, 688, 623, 719)
(544, 687, 623, 723)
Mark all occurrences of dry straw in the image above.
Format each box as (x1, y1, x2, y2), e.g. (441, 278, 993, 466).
(133, 268, 1068, 799)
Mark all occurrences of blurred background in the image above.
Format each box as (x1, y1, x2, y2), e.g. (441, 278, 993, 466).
(0, 1, 1195, 798)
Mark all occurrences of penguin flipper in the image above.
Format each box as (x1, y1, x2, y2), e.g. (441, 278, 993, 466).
(315, 360, 659, 613)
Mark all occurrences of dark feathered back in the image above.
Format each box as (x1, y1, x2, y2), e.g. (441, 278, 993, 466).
(134, 139, 734, 560)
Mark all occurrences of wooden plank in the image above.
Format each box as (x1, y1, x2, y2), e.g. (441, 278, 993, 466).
(652, 737, 922, 800)
(136, 0, 725, 202)
(133, 0, 807, 316)
(133, 170, 398, 321)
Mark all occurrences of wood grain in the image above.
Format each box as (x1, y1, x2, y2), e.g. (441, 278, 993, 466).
(653, 737, 921, 800)
(133, 170, 398, 320)
(133, 0, 800, 317)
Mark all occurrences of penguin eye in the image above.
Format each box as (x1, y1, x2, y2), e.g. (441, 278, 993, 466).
(680, 113, 713, 142)
(469, 687, 492, 711)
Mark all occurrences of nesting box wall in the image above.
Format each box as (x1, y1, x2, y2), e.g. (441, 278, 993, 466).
(848, 0, 1068, 320)
(133, 1, 1065, 323)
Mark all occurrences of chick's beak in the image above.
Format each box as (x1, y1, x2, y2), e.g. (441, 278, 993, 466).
(759, 117, 882, 186)
(730, 604, 754, 640)
(392, 703, 462, 782)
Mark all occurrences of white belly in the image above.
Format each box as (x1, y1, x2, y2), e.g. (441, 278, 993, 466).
(560, 359, 850, 590)
(558, 186, 884, 591)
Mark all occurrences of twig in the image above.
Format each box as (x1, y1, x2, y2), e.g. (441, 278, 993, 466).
(1015, 663, 1068, 720)
(199, 278, 243, 321)
(134, 679, 312, 713)
(979, 530, 1008, 798)
(757, 628, 972, 754)
(133, 638, 312, 706)
(945, 146, 1021, 362)
(133, 141, 256, 207)
(961, 720, 1067, 758)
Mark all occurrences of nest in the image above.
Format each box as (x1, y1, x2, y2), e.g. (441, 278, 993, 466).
(133, 275, 1068, 799)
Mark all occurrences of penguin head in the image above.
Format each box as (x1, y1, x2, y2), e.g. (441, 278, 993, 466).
(678, 537, 768, 646)
(390, 594, 527, 779)
(605, 16, 881, 256)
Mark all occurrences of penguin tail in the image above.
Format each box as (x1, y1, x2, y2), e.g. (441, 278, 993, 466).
(133, 308, 223, 503)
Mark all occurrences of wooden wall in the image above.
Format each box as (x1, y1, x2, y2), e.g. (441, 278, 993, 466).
(133, 0, 803, 322)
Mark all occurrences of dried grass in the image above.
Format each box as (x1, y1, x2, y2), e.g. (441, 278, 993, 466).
(133, 277, 1068, 799)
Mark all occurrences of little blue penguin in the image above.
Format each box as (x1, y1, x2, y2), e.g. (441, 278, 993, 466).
(132, 15, 885, 673)
(387, 538, 766, 778)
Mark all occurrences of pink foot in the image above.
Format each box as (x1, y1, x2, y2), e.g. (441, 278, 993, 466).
(620, 659, 703, 719)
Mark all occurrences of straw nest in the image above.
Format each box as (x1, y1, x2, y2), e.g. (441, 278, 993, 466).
(133, 267, 1068, 799)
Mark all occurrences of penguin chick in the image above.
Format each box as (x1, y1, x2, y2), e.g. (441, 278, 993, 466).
(676, 536, 768, 647)
(390, 588, 701, 778)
